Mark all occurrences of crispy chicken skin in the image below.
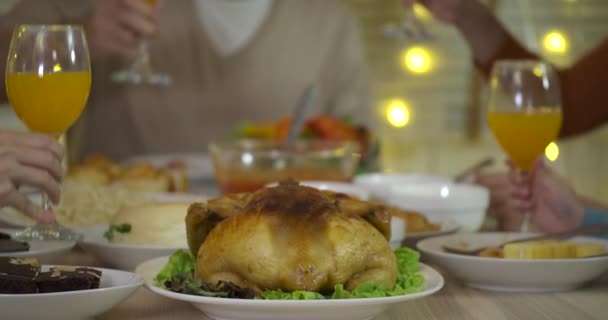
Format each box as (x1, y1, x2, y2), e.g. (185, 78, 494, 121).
(185, 180, 397, 293)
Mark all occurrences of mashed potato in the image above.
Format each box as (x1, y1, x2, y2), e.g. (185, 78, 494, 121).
(109, 203, 191, 247)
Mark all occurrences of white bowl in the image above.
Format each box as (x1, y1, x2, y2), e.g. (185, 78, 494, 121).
(0, 266, 143, 320)
(354, 173, 450, 202)
(417, 232, 608, 292)
(78, 225, 186, 271)
(136, 256, 444, 320)
(388, 182, 489, 232)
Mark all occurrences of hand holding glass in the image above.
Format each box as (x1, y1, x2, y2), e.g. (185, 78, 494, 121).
(111, 0, 171, 86)
(6, 25, 91, 241)
(487, 60, 562, 231)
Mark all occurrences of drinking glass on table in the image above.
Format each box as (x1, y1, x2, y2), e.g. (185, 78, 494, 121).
(111, 0, 171, 86)
(5, 25, 91, 241)
(487, 60, 562, 232)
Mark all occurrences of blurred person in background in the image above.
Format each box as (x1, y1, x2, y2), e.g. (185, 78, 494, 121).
(404, 0, 608, 230)
(0, 0, 371, 162)
(0, 131, 62, 223)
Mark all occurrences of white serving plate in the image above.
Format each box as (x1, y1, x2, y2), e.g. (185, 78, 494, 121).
(136, 256, 444, 320)
(79, 225, 187, 271)
(0, 266, 143, 320)
(417, 232, 608, 292)
(126, 152, 214, 181)
(0, 228, 76, 264)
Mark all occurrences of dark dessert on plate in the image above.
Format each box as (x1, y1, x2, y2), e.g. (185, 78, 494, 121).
(0, 257, 40, 294)
(0, 257, 102, 294)
(37, 266, 102, 293)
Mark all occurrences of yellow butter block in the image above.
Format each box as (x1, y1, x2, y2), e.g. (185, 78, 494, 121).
(575, 243, 606, 257)
(550, 242, 577, 258)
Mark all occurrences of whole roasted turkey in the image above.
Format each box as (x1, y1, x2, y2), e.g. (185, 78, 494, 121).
(185, 180, 397, 293)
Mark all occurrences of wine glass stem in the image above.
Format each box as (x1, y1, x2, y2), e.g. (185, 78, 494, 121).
(520, 169, 532, 232)
(131, 41, 153, 76)
(41, 191, 52, 212)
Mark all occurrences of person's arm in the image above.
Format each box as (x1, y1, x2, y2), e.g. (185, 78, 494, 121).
(454, 2, 608, 139)
(411, 0, 608, 138)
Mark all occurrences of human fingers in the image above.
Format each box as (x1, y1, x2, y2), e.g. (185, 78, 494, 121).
(10, 163, 61, 204)
(7, 147, 64, 181)
(0, 181, 55, 224)
(0, 132, 63, 162)
(117, 0, 158, 37)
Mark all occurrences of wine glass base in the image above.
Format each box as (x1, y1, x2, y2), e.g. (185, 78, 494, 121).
(111, 70, 172, 86)
(13, 224, 83, 241)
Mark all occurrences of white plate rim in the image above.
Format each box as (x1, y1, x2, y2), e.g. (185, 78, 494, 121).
(136, 256, 444, 306)
(0, 228, 76, 257)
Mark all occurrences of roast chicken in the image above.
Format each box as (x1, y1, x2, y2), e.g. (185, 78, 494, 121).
(185, 180, 397, 293)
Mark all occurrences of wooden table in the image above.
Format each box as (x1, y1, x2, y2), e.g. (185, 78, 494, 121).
(56, 248, 607, 320)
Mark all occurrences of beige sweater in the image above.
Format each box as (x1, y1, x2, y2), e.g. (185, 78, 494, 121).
(0, 0, 371, 161)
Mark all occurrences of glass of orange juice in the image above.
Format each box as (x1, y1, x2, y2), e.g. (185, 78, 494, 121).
(6, 25, 91, 241)
(487, 60, 562, 231)
(111, 0, 171, 86)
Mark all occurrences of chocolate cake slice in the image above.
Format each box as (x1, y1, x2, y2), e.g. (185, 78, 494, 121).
(0, 257, 40, 294)
(37, 266, 102, 293)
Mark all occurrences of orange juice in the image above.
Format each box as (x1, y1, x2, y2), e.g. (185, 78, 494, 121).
(488, 110, 562, 170)
(6, 72, 91, 136)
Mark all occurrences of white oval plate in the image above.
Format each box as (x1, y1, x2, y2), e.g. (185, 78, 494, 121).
(78, 225, 187, 271)
(126, 152, 214, 181)
(0, 192, 206, 228)
(417, 232, 608, 292)
(136, 256, 444, 320)
(0, 228, 76, 264)
(0, 266, 143, 320)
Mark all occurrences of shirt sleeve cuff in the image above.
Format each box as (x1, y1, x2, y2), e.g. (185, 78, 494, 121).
(582, 207, 608, 228)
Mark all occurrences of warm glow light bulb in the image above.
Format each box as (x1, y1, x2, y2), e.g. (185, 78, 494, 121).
(386, 99, 410, 128)
(401, 47, 433, 74)
(545, 142, 559, 162)
(543, 31, 568, 54)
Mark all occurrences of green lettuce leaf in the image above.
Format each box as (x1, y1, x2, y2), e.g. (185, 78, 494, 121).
(155, 247, 424, 300)
(154, 249, 196, 286)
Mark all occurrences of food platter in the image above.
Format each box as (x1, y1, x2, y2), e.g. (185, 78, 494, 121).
(78, 225, 187, 271)
(136, 256, 444, 320)
(0, 266, 143, 320)
(417, 232, 608, 292)
(398, 217, 460, 247)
